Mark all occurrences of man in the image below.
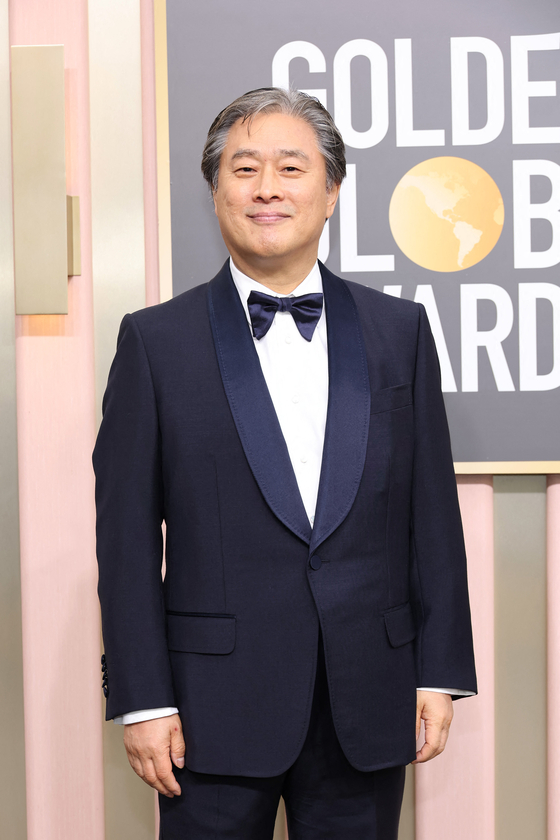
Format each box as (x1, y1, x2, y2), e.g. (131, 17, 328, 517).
(94, 88, 476, 839)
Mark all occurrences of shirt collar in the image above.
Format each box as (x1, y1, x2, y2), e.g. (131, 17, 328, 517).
(229, 257, 323, 325)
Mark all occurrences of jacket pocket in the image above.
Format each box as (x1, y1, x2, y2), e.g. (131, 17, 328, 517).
(383, 602, 416, 648)
(166, 612, 236, 654)
(370, 383, 412, 415)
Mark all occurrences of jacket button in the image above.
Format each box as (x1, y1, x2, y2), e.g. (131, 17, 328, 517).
(309, 555, 322, 571)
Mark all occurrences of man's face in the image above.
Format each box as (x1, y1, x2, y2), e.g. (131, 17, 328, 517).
(213, 112, 339, 280)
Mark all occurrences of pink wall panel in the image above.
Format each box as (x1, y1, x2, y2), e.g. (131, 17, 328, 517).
(140, 0, 160, 308)
(139, 7, 162, 835)
(548, 476, 560, 840)
(415, 476, 494, 840)
(10, 1, 105, 837)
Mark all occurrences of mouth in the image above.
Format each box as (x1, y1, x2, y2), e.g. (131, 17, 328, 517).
(248, 212, 291, 224)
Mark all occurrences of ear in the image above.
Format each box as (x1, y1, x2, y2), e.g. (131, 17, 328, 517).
(325, 183, 341, 220)
(212, 187, 218, 217)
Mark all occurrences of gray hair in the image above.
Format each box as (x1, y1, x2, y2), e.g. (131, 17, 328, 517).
(201, 88, 346, 192)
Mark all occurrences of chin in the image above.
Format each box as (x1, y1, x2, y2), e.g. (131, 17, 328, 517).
(248, 238, 291, 259)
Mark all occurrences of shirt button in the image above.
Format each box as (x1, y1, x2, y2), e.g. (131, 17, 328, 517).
(285, 334, 292, 344)
(300, 454, 308, 463)
(292, 394, 300, 404)
(309, 555, 322, 571)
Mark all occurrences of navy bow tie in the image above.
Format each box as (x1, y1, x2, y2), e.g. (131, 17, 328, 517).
(247, 290, 324, 342)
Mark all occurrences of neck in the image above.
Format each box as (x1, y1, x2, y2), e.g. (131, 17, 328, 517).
(229, 253, 318, 294)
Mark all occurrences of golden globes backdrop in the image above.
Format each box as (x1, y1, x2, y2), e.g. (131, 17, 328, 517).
(166, 0, 559, 465)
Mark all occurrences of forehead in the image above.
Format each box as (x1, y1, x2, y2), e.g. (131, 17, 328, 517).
(222, 112, 322, 159)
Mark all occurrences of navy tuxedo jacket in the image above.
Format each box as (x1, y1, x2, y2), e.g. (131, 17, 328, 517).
(94, 261, 477, 776)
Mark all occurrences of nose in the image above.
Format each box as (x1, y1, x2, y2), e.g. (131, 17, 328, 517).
(253, 164, 284, 202)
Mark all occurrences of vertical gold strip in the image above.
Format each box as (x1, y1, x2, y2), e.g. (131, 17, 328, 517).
(90, 0, 148, 423)
(154, 0, 173, 302)
(494, 476, 547, 840)
(11, 45, 68, 314)
(67, 195, 81, 276)
(0, 3, 27, 836)
(399, 766, 415, 840)
(89, 1, 155, 837)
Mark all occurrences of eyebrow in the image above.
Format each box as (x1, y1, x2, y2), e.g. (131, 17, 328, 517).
(230, 148, 311, 162)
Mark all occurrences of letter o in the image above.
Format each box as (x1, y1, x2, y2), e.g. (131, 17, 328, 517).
(333, 39, 389, 149)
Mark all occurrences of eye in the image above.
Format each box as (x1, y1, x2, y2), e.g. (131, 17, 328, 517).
(283, 166, 299, 172)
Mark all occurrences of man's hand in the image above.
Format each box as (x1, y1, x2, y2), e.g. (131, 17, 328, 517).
(123, 713, 185, 797)
(412, 691, 453, 764)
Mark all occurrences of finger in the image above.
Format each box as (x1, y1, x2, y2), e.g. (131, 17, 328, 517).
(413, 726, 439, 764)
(170, 720, 186, 769)
(152, 751, 182, 797)
(124, 744, 153, 781)
(413, 738, 439, 764)
(125, 743, 181, 797)
(416, 702, 422, 740)
(142, 758, 177, 798)
(126, 750, 143, 778)
(413, 716, 451, 764)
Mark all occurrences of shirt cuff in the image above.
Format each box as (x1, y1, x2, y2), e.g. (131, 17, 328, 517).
(113, 707, 179, 725)
(417, 687, 475, 696)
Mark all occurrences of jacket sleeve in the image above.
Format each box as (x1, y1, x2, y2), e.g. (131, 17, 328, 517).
(93, 313, 176, 720)
(409, 304, 478, 697)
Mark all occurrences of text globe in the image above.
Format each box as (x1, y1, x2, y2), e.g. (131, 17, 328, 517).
(389, 157, 504, 272)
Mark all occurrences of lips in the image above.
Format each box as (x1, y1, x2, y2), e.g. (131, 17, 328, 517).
(248, 212, 291, 223)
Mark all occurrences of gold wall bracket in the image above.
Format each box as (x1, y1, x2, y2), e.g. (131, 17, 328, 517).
(11, 45, 80, 314)
(66, 195, 81, 277)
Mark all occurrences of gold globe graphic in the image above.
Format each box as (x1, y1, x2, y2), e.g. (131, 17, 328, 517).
(388, 157, 504, 272)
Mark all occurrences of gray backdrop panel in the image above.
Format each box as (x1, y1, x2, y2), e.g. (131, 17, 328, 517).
(166, 0, 559, 462)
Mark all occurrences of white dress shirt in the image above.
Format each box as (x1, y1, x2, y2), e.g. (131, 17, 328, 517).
(231, 260, 329, 525)
(115, 259, 471, 724)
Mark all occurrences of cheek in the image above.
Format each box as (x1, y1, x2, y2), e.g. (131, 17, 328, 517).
(222, 194, 251, 222)
(298, 185, 329, 216)
(218, 196, 241, 223)
(304, 196, 330, 225)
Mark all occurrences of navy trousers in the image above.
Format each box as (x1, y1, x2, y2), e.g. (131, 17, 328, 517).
(159, 642, 406, 839)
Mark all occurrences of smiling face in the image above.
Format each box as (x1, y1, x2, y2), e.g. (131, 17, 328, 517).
(212, 111, 340, 291)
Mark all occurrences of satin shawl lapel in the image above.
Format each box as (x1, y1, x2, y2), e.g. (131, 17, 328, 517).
(310, 264, 371, 553)
(207, 263, 312, 544)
